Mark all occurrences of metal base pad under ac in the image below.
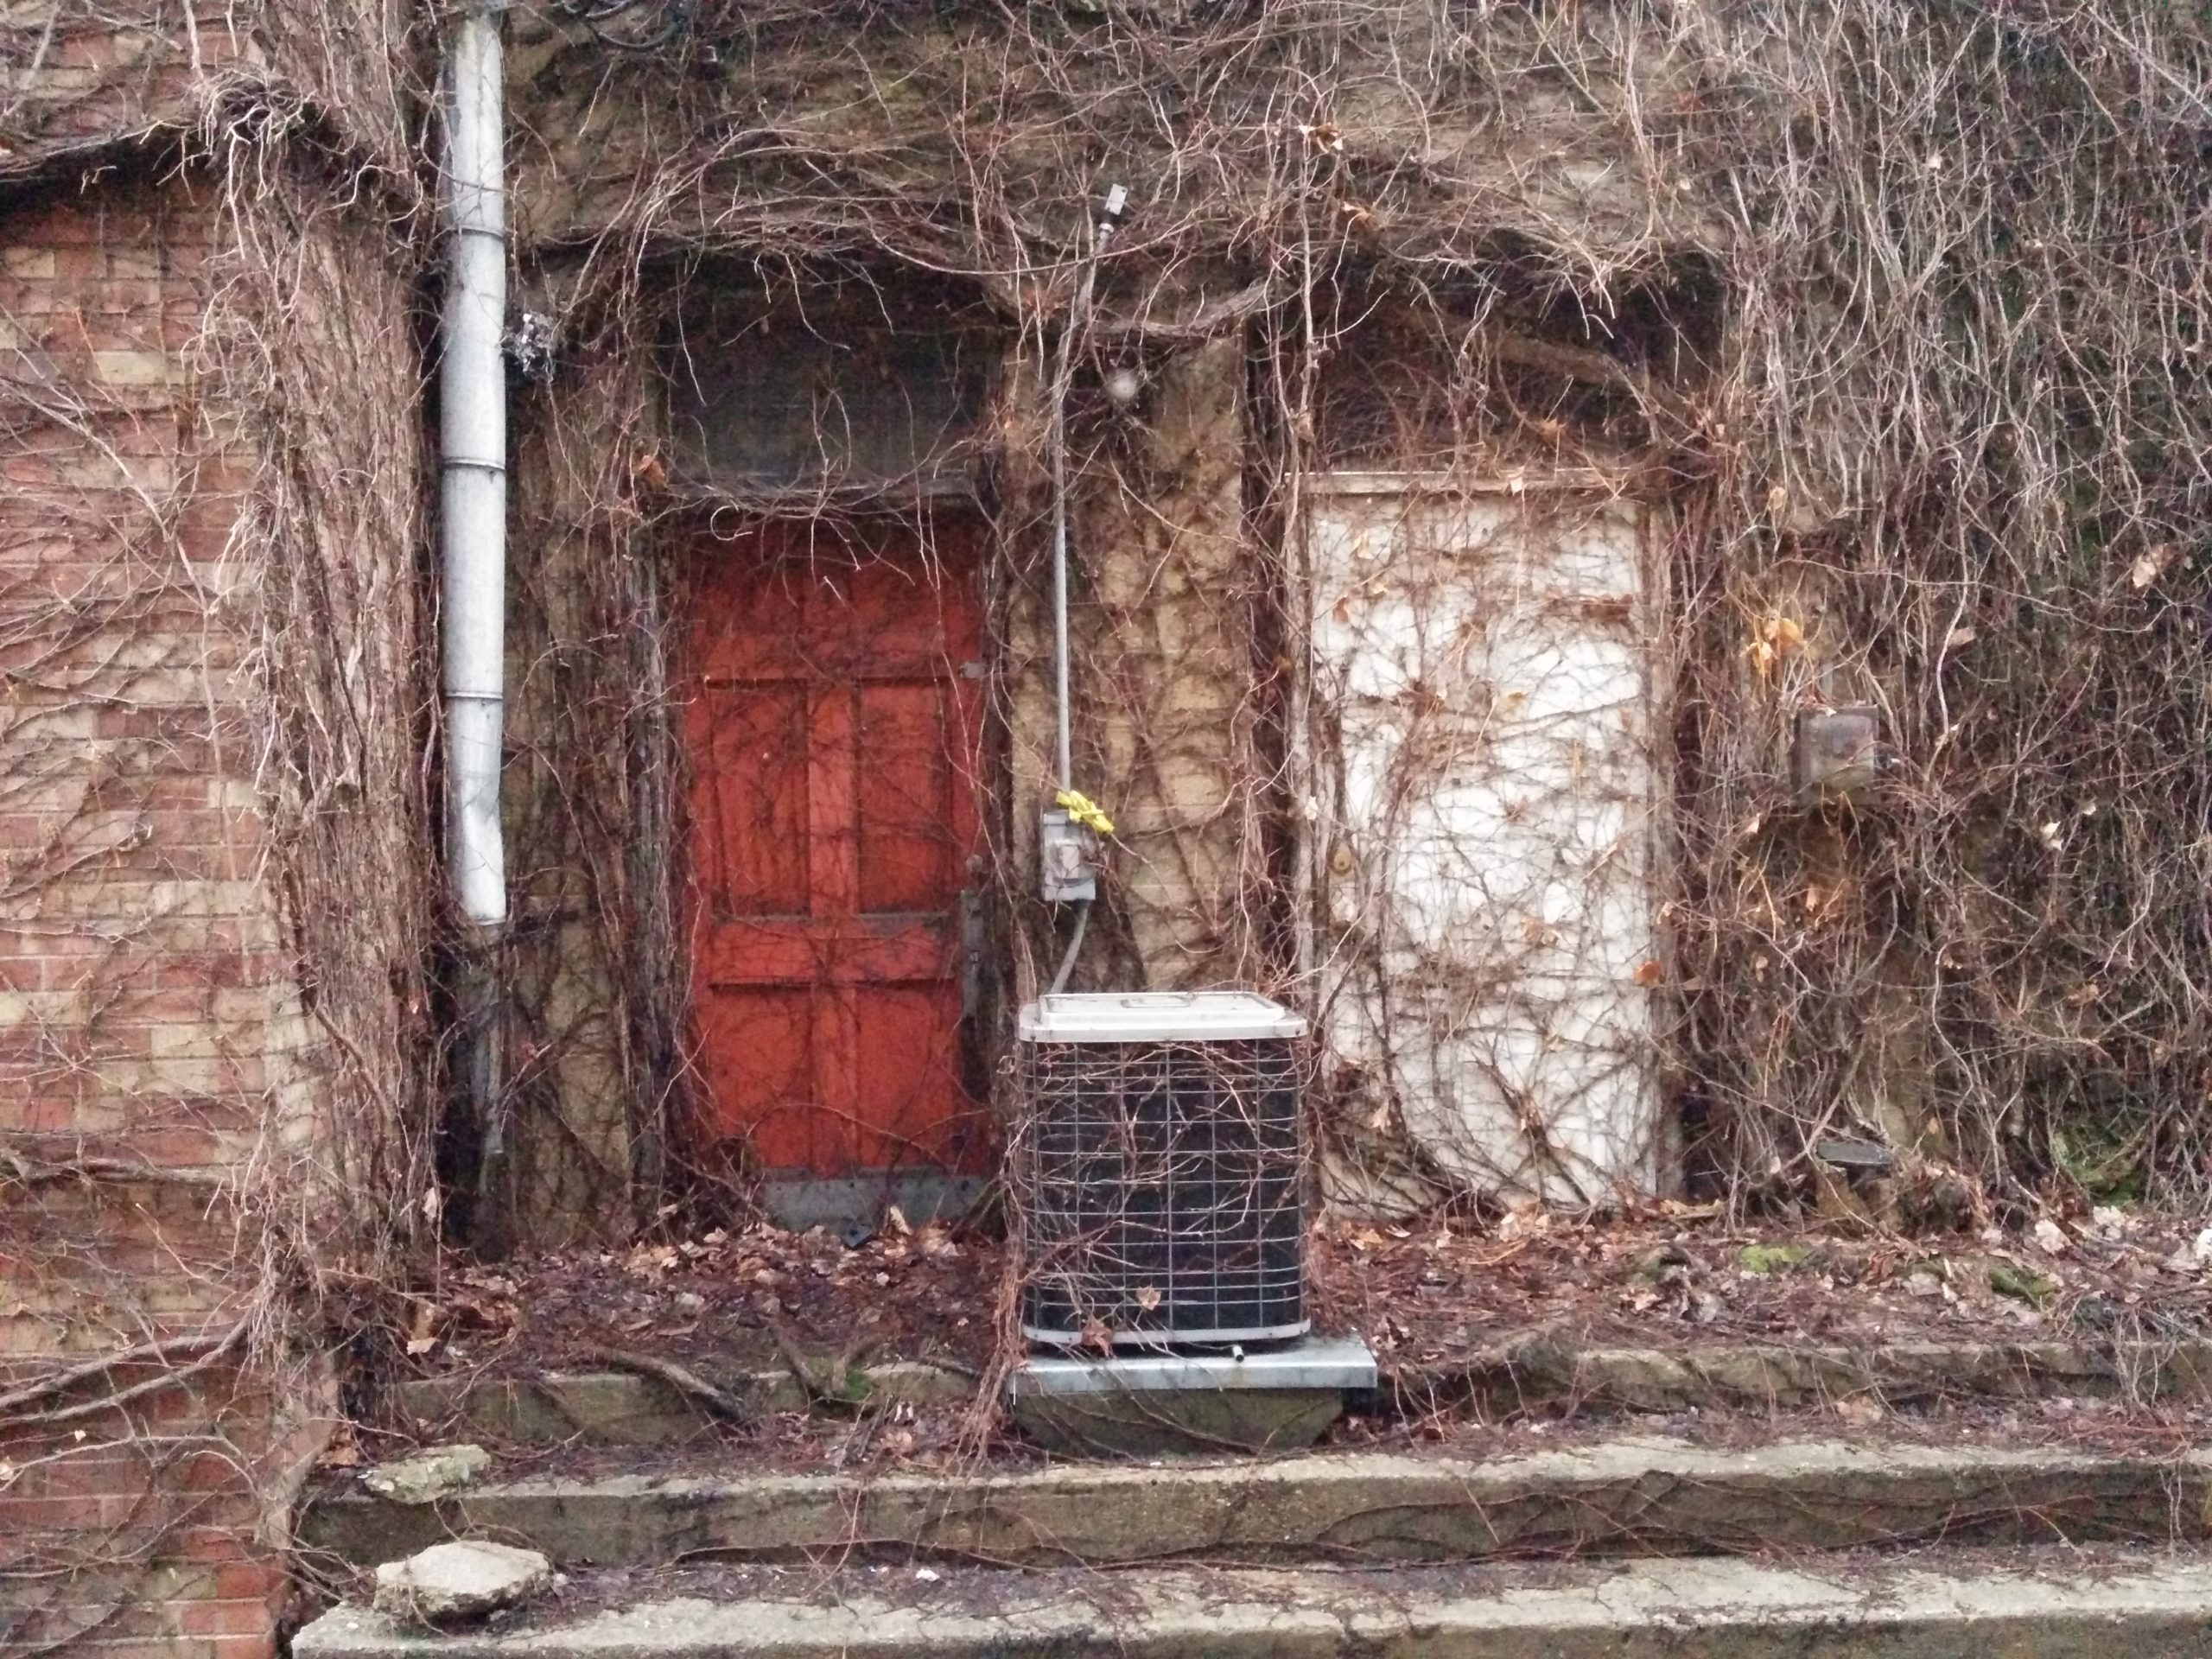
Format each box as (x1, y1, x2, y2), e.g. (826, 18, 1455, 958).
(1009, 1333, 1376, 1399)
(1007, 1334, 1377, 1456)
(1021, 1317, 1310, 1349)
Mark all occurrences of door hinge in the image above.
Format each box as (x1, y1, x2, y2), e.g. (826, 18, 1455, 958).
(959, 885, 988, 1019)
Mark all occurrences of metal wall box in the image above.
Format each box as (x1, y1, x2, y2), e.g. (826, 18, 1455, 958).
(1794, 705, 1885, 802)
(1037, 807, 1100, 903)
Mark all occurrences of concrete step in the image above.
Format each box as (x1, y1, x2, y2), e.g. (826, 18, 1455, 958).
(390, 1338, 2212, 1449)
(304, 1436, 2212, 1570)
(295, 1548, 2212, 1657)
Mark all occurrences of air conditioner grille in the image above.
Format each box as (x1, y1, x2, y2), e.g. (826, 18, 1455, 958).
(1016, 1027, 1306, 1346)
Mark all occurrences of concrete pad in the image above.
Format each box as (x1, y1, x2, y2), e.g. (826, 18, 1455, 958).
(1012, 1388, 1344, 1456)
(1007, 1336, 1376, 1455)
(296, 1551, 2212, 1657)
(303, 1436, 2212, 1570)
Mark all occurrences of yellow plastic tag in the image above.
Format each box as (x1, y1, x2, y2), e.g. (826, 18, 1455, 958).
(1055, 789, 1115, 836)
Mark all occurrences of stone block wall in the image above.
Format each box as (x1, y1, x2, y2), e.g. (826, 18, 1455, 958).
(1004, 338, 1272, 996)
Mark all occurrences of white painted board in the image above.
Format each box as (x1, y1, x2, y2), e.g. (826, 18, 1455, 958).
(1306, 474, 1662, 1206)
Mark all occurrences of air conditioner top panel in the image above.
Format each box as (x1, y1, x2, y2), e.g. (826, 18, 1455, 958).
(1018, 991, 1307, 1045)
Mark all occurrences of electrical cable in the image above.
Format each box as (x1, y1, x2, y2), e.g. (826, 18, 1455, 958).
(1048, 899, 1090, 995)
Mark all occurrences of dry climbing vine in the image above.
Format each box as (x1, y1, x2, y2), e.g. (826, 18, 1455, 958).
(1, 0, 2206, 1639)
(488, 0, 2210, 1226)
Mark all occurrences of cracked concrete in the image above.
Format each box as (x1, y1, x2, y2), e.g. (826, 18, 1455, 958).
(296, 1552, 2212, 1657)
(307, 1436, 2212, 1570)
(391, 1338, 2212, 1453)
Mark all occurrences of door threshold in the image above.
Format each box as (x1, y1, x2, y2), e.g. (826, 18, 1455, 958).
(759, 1170, 988, 1235)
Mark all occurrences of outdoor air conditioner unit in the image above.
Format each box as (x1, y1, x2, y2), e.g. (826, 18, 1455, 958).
(1014, 992, 1309, 1348)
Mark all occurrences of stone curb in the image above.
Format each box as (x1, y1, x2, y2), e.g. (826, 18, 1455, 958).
(304, 1437, 2212, 1571)
(1436, 1335, 2212, 1416)
(296, 1551, 2212, 1658)
(396, 1363, 975, 1446)
(394, 1338, 2212, 1450)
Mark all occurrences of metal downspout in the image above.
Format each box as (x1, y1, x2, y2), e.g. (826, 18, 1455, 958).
(442, 4, 510, 1243)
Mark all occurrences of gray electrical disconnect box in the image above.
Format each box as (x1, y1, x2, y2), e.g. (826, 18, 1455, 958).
(1039, 806, 1100, 903)
(1794, 705, 1887, 802)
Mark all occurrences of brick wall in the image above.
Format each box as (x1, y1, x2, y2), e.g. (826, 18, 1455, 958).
(0, 153, 425, 1658)
(0, 1342, 327, 1658)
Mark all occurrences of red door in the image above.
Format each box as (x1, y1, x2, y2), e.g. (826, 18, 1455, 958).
(684, 515, 989, 1205)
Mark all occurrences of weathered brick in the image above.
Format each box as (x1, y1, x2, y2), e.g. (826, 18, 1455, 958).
(0, 165, 358, 1659)
(175, 1599, 283, 1637)
(1, 247, 59, 278)
(90, 349, 178, 387)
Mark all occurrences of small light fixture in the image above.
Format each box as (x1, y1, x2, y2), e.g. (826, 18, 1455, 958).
(1103, 364, 1143, 409)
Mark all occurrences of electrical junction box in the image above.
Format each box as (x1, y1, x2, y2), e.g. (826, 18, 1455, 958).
(1794, 705, 1888, 803)
(1039, 805, 1099, 902)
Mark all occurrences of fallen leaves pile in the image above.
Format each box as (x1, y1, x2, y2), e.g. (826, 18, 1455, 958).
(393, 1211, 997, 1377)
(396, 1201, 2212, 1382)
(1311, 1201, 2212, 1376)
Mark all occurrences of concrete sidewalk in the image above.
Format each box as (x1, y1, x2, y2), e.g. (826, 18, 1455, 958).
(297, 1550, 2212, 1657)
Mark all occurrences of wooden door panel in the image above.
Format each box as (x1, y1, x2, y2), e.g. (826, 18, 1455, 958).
(693, 553, 810, 682)
(693, 525, 970, 681)
(697, 686, 810, 916)
(685, 514, 988, 1186)
(701, 917, 956, 986)
(842, 555, 969, 674)
(805, 687, 860, 913)
(696, 988, 824, 1166)
(857, 681, 957, 913)
(851, 984, 969, 1168)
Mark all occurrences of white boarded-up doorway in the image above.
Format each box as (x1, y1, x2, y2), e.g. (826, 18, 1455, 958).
(1303, 472, 1663, 1209)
